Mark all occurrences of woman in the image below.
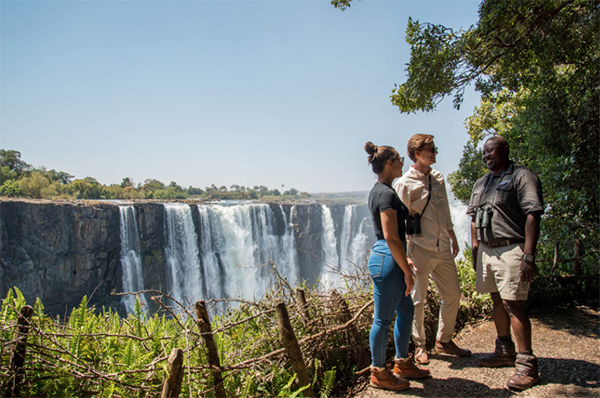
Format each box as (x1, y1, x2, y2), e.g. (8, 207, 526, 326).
(364, 142, 430, 391)
(393, 134, 470, 365)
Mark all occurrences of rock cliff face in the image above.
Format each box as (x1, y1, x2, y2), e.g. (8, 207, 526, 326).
(0, 199, 373, 316)
(0, 200, 122, 315)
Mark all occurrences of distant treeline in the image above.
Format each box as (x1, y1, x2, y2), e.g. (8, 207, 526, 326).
(0, 150, 310, 200)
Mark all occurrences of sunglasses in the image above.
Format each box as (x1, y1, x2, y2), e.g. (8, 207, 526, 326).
(422, 146, 438, 153)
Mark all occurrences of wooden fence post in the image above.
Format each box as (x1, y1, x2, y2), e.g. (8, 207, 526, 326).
(295, 287, 310, 324)
(331, 290, 370, 370)
(275, 301, 315, 398)
(195, 301, 227, 398)
(160, 348, 184, 398)
(8, 305, 34, 398)
(574, 238, 582, 276)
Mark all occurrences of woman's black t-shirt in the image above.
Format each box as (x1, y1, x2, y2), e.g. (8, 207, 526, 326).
(368, 181, 408, 241)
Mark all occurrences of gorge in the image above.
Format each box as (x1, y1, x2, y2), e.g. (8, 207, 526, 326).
(0, 199, 374, 316)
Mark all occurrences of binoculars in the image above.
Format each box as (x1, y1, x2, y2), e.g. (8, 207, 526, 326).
(474, 206, 493, 229)
(406, 213, 421, 235)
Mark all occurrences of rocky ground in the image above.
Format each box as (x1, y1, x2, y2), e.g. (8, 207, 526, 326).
(348, 305, 599, 397)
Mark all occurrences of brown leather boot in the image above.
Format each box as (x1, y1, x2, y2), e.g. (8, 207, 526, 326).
(370, 365, 410, 391)
(507, 353, 540, 390)
(393, 354, 431, 379)
(435, 339, 472, 357)
(478, 338, 516, 367)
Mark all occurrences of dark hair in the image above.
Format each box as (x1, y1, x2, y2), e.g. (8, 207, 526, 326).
(407, 133, 434, 162)
(365, 141, 399, 174)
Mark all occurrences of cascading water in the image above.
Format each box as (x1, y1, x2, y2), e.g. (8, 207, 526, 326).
(338, 206, 371, 273)
(279, 205, 299, 283)
(339, 205, 354, 267)
(196, 203, 298, 303)
(346, 217, 370, 269)
(320, 204, 340, 288)
(196, 206, 226, 302)
(204, 204, 264, 300)
(119, 206, 147, 313)
(120, 201, 377, 312)
(164, 203, 203, 308)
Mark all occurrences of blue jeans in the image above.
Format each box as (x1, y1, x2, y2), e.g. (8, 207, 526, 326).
(368, 239, 414, 367)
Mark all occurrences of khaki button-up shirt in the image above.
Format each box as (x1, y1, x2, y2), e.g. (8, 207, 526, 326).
(394, 166, 454, 252)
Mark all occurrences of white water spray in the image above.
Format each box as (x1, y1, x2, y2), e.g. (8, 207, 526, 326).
(119, 206, 147, 313)
(320, 204, 340, 288)
(164, 203, 203, 308)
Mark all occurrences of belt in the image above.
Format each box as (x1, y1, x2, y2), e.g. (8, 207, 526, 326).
(481, 238, 524, 248)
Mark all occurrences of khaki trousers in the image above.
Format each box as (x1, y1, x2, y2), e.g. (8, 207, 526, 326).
(407, 241, 461, 346)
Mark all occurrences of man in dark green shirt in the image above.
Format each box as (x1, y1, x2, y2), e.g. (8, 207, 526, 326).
(467, 136, 543, 390)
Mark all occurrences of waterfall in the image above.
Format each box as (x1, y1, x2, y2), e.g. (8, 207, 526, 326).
(196, 206, 225, 302)
(346, 217, 370, 269)
(339, 205, 354, 268)
(196, 203, 297, 302)
(164, 203, 203, 308)
(338, 206, 370, 273)
(119, 206, 147, 313)
(280, 205, 299, 284)
(320, 204, 339, 287)
(204, 204, 262, 300)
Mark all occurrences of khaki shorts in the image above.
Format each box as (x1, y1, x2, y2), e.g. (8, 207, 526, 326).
(476, 243, 530, 301)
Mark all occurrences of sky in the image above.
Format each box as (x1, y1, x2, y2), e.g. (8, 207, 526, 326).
(1, 0, 483, 194)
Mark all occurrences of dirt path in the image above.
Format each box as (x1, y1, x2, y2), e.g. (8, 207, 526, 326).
(350, 305, 599, 397)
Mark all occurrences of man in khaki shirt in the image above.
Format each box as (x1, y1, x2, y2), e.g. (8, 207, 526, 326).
(394, 134, 471, 364)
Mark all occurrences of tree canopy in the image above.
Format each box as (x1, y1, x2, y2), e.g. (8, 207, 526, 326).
(334, 0, 598, 269)
(395, 0, 599, 252)
(0, 150, 309, 201)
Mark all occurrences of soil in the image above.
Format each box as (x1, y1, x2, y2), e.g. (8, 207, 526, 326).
(347, 305, 599, 397)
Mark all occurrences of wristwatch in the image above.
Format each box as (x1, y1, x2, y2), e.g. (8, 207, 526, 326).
(522, 254, 535, 263)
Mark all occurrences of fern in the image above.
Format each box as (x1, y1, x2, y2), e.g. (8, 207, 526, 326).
(276, 373, 298, 397)
(78, 295, 88, 328)
(100, 383, 116, 398)
(289, 384, 311, 398)
(134, 296, 143, 338)
(320, 367, 336, 398)
(0, 288, 15, 323)
(124, 340, 134, 368)
(34, 297, 45, 318)
(312, 358, 321, 387)
(240, 375, 255, 398)
(13, 286, 26, 310)
(276, 373, 311, 398)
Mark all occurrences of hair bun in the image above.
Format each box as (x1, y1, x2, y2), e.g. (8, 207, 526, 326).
(364, 142, 378, 155)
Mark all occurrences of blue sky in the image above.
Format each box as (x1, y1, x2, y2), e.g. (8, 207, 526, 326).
(1, 0, 482, 194)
